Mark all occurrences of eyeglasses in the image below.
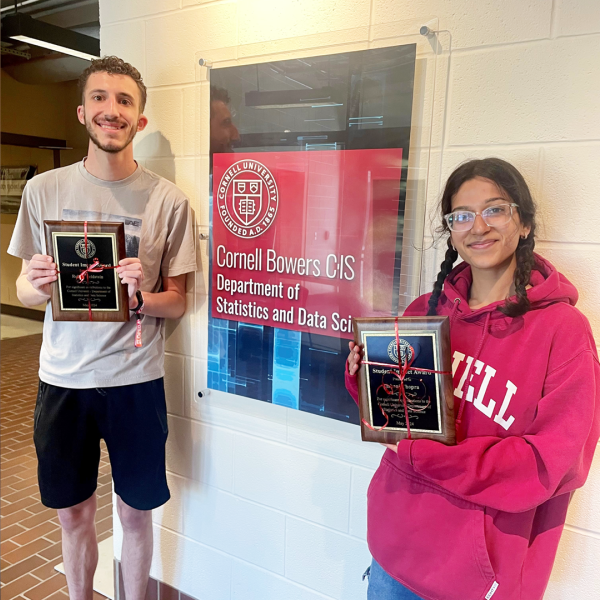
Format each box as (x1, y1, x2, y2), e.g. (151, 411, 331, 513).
(444, 203, 519, 232)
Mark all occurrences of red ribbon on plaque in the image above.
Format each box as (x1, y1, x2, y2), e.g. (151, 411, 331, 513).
(361, 317, 451, 440)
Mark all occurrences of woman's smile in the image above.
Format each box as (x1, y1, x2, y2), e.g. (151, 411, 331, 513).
(467, 239, 498, 250)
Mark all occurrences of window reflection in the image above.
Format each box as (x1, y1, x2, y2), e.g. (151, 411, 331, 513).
(208, 44, 416, 423)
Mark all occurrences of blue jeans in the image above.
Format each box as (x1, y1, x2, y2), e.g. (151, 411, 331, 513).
(365, 559, 424, 600)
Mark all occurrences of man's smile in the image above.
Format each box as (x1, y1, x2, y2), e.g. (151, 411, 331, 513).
(94, 119, 127, 131)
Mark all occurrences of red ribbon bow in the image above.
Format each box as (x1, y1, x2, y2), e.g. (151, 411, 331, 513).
(76, 257, 107, 284)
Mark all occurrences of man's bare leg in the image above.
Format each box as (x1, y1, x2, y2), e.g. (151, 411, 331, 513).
(117, 496, 153, 600)
(58, 494, 98, 600)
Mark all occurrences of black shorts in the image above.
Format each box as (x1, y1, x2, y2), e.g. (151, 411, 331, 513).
(33, 378, 170, 511)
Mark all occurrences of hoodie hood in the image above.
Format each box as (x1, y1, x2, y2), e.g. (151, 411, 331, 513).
(438, 252, 578, 327)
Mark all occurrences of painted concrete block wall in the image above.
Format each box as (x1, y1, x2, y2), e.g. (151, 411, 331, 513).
(100, 1, 600, 598)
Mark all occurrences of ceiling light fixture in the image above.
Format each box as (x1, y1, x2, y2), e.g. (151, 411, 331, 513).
(1, 13, 100, 61)
(245, 88, 343, 110)
(0, 1, 42, 15)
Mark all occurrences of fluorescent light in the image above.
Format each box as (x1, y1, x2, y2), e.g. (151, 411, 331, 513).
(245, 88, 343, 109)
(9, 35, 98, 61)
(2, 13, 99, 61)
(0, 1, 40, 14)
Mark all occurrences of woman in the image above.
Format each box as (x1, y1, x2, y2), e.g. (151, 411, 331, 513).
(346, 159, 600, 600)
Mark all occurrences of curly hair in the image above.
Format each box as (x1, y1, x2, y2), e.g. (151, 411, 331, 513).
(210, 85, 231, 117)
(427, 158, 537, 318)
(78, 56, 147, 112)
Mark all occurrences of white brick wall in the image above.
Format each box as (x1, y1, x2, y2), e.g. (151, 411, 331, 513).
(448, 37, 600, 145)
(101, 1, 600, 598)
(372, 0, 554, 49)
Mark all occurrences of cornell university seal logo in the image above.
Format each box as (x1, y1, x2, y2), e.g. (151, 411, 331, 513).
(75, 238, 96, 259)
(387, 338, 413, 367)
(216, 159, 279, 238)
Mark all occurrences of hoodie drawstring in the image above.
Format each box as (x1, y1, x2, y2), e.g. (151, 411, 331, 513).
(455, 311, 491, 428)
(450, 297, 461, 325)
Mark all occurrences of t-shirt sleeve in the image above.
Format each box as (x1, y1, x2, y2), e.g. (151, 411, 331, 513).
(161, 198, 197, 277)
(7, 181, 44, 261)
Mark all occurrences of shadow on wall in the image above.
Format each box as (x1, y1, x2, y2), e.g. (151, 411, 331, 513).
(133, 130, 203, 591)
(159, 416, 218, 596)
(133, 131, 205, 345)
(134, 131, 175, 165)
(310, 461, 372, 600)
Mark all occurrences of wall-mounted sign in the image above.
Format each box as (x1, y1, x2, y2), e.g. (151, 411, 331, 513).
(209, 44, 417, 423)
(212, 148, 404, 338)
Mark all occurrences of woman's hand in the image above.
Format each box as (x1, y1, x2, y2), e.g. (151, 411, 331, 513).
(381, 443, 399, 453)
(347, 341, 363, 376)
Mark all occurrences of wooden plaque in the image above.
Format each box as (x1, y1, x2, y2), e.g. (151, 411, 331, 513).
(353, 316, 455, 445)
(44, 221, 129, 322)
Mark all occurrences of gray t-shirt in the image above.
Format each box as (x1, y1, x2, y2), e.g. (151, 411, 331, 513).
(8, 160, 197, 388)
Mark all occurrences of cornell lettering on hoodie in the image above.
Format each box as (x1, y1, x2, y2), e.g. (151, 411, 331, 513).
(452, 353, 519, 430)
(346, 160, 600, 600)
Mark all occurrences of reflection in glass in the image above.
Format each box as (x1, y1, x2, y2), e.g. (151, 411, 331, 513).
(208, 45, 416, 424)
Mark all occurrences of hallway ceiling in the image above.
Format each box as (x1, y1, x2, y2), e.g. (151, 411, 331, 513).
(1, 0, 99, 83)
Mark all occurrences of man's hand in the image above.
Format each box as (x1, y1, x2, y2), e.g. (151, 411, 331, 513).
(24, 254, 57, 298)
(347, 341, 363, 376)
(116, 258, 144, 308)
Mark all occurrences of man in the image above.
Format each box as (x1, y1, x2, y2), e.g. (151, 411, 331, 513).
(8, 56, 196, 600)
(210, 85, 239, 156)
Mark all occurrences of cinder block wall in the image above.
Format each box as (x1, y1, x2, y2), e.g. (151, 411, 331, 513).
(100, 1, 600, 598)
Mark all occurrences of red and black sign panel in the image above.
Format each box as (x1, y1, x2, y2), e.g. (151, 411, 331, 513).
(212, 148, 404, 339)
(209, 44, 416, 423)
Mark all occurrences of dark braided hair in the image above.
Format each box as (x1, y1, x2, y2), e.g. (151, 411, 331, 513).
(427, 158, 537, 317)
(427, 237, 458, 315)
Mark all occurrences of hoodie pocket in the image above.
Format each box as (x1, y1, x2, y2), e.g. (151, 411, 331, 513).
(367, 457, 495, 600)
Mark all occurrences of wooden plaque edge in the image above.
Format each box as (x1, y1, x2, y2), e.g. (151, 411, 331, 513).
(43, 221, 129, 322)
(352, 316, 456, 446)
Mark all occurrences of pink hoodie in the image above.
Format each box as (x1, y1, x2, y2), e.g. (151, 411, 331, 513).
(346, 254, 600, 600)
